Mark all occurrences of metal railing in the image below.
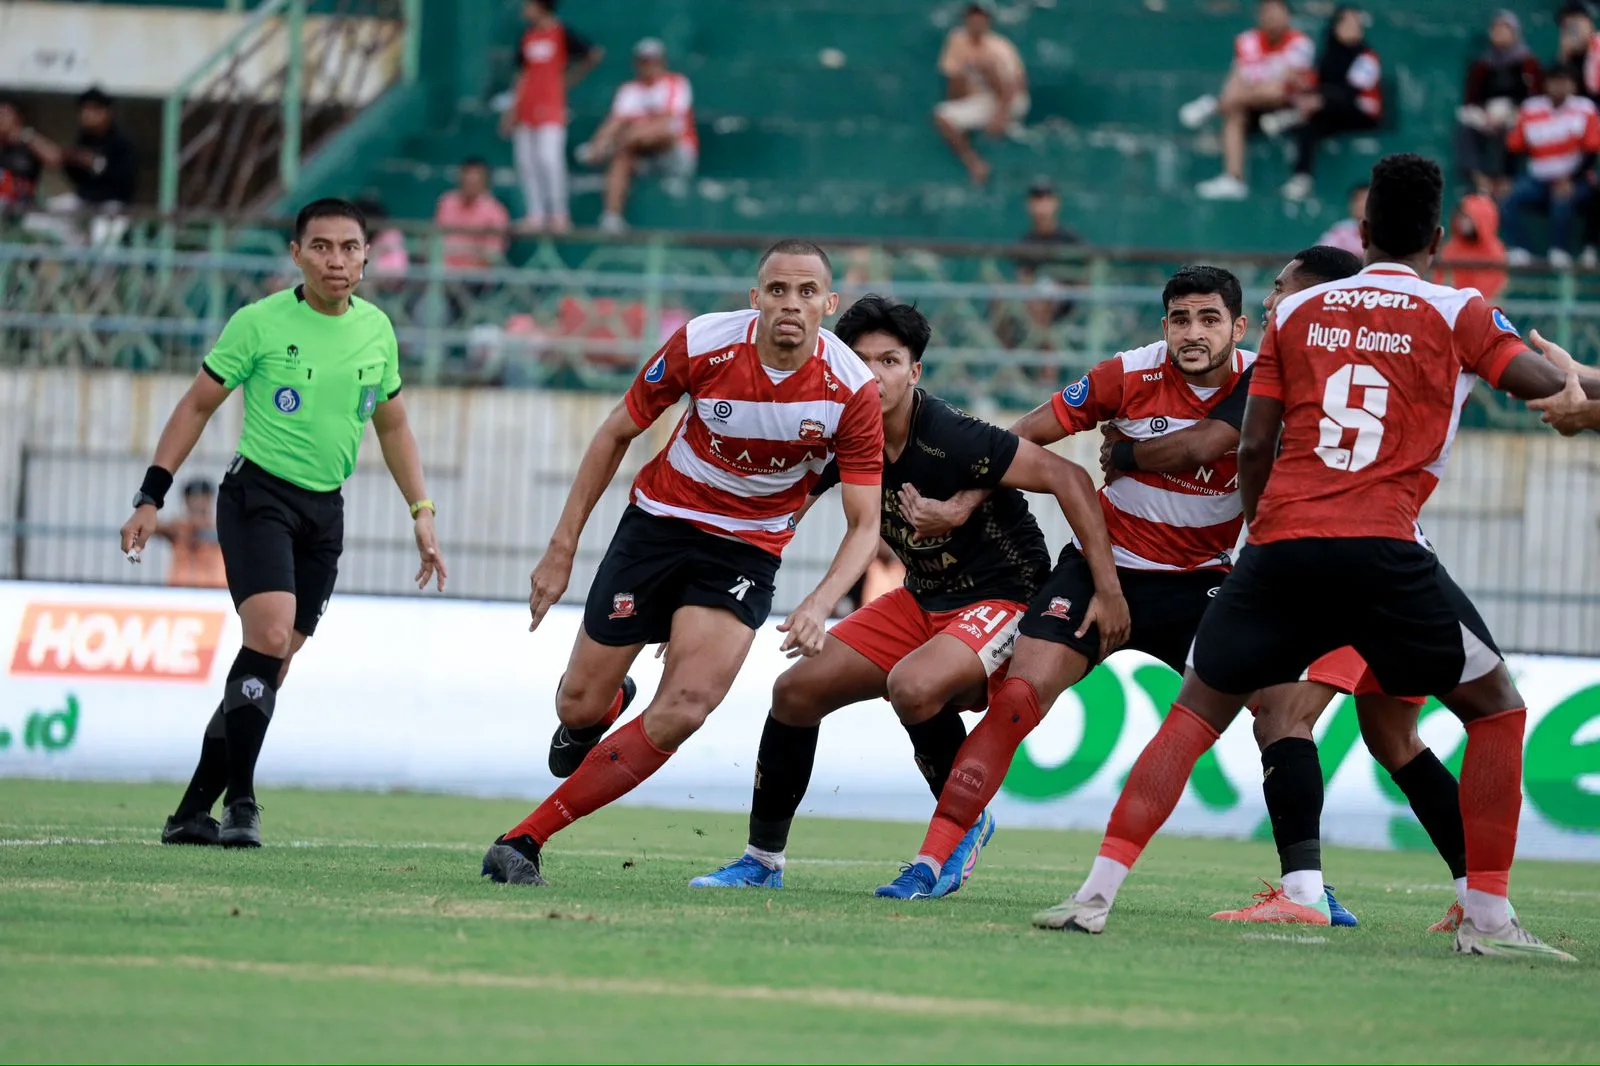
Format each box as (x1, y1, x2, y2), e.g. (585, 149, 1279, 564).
(158, 0, 411, 214)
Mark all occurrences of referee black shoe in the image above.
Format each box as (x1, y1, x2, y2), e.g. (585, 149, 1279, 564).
(219, 799, 262, 849)
(548, 675, 638, 779)
(482, 834, 546, 886)
(162, 811, 222, 846)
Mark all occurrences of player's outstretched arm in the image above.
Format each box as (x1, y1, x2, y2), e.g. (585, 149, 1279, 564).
(1236, 394, 1285, 524)
(1496, 332, 1600, 434)
(1002, 440, 1130, 657)
(528, 400, 648, 631)
(119, 370, 232, 561)
(779, 481, 881, 659)
(373, 394, 447, 592)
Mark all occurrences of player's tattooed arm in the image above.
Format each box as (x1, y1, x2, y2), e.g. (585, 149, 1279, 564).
(1236, 395, 1285, 524)
(1003, 441, 1130, 656)
(528, 400, 649, 631)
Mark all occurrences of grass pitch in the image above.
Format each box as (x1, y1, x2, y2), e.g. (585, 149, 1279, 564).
(0, 780, 1594, 1063)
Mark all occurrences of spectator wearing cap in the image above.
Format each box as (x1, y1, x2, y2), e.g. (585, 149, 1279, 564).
(499, 0, 603, 234)
(574, 37, 696, 233)
(933, 2, 1029, 186)
(1503, 62, 1600, 266)
(997, 178, 1082, 350)
(1457, 11, 1542, 199)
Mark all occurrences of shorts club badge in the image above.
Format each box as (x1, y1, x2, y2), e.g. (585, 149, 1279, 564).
(1043, 597, 1072, 620)
(609, 593, 636, 620)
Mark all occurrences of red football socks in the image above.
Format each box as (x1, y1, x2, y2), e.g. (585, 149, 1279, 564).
(504, 717, 674, 845)
(1099, 703, 1220, 867)
(1460, 707, 1526, 897)
(916, 676, 1045, 865)
(600, 684, 628, 729)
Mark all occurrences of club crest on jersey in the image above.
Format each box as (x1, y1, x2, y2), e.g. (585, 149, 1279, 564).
(644, 354, 667, 383)
(609, 593, 636, 619)
(1043, 597, 1072, 620)
(1061, 375, 1090, 408)
(273, 386, 302, 414)
(798, 418, 826, 442)
(1491, 308, 1520, 336)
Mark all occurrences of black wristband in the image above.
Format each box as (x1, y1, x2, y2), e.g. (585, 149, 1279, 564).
(139, 465, 174, 508)
(1109, 440, 1139, 472)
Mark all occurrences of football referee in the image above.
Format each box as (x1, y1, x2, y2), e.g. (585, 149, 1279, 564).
(120, 198, 447, 849)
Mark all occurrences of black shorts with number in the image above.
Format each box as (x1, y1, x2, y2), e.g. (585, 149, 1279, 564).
(1017, 545, 1227, 672)
(215, 456, 344, 637)
(1191, 537, 1503, 698)
(583, 505, 781, 646)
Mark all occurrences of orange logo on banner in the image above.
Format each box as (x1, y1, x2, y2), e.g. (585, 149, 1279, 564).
(9, 603, 227, 681)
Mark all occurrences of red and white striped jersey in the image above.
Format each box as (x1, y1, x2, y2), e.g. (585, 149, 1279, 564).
(624, 309, 883, 556)
(611, 72, 698, 153)
(1249, 264, 1524, 545)
(1050, 341, 1256, 571)
(1507, 94, 1600, 181)
(1233, 28, 1314, 86)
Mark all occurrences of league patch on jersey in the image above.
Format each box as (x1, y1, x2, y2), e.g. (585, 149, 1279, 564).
(644, 354, 667, 383)
(1491, 308, 1520, 337)
(1061, 375, 1090, 408)
(1043, 596, 1073, 620)
(273, 386, 302, 414)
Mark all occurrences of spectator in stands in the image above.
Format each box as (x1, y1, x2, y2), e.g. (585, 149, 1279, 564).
(575, 38, 696, 234)
(355, 198, 410, 284)
(1458, 11, 1542, 198)
(1317, 182, 1368, 255)
(1013, 176, 1082, 328)
(933, 2, 1029, 187)
(1281, 6, 1381, 202)
(500, 0, 602, 235)
(155, 479, 227, 590)
(1182, 0, 1315, 201)
(1558, 1, 1600, 103)
(1503, 63, 1600, 267)
(1434, 193, 1509, 302)
(0, 99, 52, 214)
(28, 87, 140, 246)
(434, 157, 510, 270)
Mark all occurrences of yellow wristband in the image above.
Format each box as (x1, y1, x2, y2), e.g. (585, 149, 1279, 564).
(409, 498, 435, 518)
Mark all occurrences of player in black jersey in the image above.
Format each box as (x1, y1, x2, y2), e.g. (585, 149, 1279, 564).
(690, 295, 1128, 892)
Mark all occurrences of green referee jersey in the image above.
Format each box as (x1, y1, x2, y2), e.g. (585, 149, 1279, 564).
(202, 285, 402, 492)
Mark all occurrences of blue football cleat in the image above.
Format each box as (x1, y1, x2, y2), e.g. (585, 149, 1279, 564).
(874, 861, 939, 900)
(1325, 884, 1358, 927)
(933, 809, 997, 896)
(689, 853, 784, 889)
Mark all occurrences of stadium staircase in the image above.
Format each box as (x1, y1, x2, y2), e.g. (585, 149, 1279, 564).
(294, 0, 1560, 251)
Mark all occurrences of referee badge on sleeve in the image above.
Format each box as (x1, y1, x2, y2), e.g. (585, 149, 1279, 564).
(356, 385, 379, 421)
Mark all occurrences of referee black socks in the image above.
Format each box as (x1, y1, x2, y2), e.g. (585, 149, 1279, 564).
(174, 701, 227, 818)
(222, 647, 285, 806)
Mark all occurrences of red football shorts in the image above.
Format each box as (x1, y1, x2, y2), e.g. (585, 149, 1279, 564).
(1305, 646, 1426, 707)
(829, 587, 1024, 709)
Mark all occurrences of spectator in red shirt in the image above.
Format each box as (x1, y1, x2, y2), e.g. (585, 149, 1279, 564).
(1182, 0, 1316, 200)
(1457, 11, 1542, 199)
(1434, 193, 1509, 302)
(0, 99, 55, 214)
(575, 38, 697, 234)
(1281, 6, 1382, 202)
(499, 0, 603, 235)
(1503, 63, 1600, 266)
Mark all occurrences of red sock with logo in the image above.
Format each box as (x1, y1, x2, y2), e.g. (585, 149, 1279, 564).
(1459, 707, 1525, 898)
(1099, 704, 1220, 867)
(916, 677, 1045, 865)
(504, 717, 674, 845)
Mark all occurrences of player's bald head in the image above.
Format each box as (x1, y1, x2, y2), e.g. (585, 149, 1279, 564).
(757, 238, 833, 286)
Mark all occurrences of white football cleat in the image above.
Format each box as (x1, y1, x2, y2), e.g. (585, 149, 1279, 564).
(1454, 915, 1575, 961)
(1031, 893, 1112, 934)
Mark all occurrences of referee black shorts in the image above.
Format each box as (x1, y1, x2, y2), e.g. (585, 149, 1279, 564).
(1190, 537, 1504, 699)
(216, 456, 344, 637)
